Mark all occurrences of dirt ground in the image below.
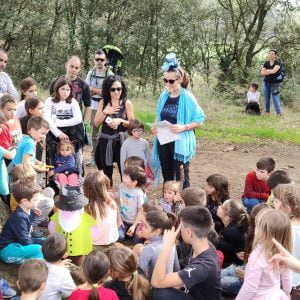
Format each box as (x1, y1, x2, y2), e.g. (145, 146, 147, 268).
(85, 138, 300, 201)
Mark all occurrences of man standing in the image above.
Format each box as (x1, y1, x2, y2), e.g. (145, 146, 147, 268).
(50, 56, 91, 123)
(261, 49, 283, 116)
(0, 49, 18, 99)
(85, 49, 113, 166)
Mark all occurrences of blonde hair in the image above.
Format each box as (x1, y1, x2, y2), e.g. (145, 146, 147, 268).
(57, 140, 75, 154)
(107, 246, 150, 300)
(253, 209, 291, 260)
(11, 163, 37, 183)
(84, 170, 117, 219)
(163, 181, 180, 196)
(273, 184, 300, 218)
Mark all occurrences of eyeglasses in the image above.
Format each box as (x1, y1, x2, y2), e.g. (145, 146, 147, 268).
(95, 58, 105, 62)
(110, 87, 122, 92)
(132, 128, 144, 133)
(163, 78, 178, 84)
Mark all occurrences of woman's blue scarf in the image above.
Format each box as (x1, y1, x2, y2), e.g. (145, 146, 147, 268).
(152, 88, 205, 182)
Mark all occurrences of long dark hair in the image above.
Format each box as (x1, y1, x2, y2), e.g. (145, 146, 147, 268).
(82, 250, 110, 300)
(102, 75, 127, 107)
(145, 210, 178, 233)
(206, 174, 230, 205)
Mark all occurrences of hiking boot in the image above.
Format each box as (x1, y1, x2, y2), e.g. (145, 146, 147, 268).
(86, 159, 95, 166)
(0, 278, 17, 299)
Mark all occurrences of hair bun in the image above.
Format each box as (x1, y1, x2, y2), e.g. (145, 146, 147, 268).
(162, 53, 180, 72)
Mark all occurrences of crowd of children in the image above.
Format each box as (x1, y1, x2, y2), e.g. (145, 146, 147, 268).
(1, 75, 300, 300)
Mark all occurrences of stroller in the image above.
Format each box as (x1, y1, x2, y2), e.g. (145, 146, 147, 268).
(102, 45, 124, 76)
(46, 123, 85, 195)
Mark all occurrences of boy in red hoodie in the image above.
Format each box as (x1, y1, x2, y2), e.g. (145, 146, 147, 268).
(242, 157, 275, 212)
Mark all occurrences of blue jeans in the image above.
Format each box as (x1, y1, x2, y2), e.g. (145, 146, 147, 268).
(221, 264, 243, 295)
(0, 243, 43, 264)
(242, 197, 263, 213)
(118, 221, 143, 244)
(263, 82, 282, 114)
(152, 288, 195, 300)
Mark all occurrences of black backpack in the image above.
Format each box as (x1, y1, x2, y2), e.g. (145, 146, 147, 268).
(276, 60, 286, 83)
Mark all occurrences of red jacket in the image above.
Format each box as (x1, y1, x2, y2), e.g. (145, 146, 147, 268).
(242, 171, 270, 201)
(0, 123, 12, 149)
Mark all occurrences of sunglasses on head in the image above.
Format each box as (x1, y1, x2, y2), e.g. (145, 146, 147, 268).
(95, 58, 105, 62)
(110, 87, 122, 92)
(163, 78, 178, 84)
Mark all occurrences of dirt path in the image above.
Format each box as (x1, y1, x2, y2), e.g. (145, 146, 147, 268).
(84, 139, 300, 200)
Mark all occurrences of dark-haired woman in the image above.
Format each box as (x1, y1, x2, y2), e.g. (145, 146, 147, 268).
(44, 76, 84, 172)
(152, 53, 205, 188)
(94, 75, 134, 186)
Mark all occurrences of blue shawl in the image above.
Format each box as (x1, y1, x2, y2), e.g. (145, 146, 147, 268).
(152, 88, 205, 180)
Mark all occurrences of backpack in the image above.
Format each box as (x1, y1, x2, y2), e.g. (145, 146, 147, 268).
(276, 60, 286, 83)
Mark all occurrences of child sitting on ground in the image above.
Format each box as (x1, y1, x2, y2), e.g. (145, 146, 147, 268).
(105, 246, 151, 300)
(117, 166, 147, 242)
(236, 209, 292, 299)
(266, 169, 292, 205)
(134, 209, 179, 280)
(12, 259, 48, 300)
(0, 180, 44, 264)
(159, 180, 184, 216)
(48, 140, 79, 187)
(245, 83, 261, 115)
(272, 183, 300, 290)
(0, 94, 22, 147)
(12, 116, 49, 173)
(151, 206, 221, 300)
(242, 157, 275, 212)
(84, 170, 120, 245)
(68, 250, 118, 300)
(205, 174, 230, 233)
(39, 233, 76, 300)
(217, 199, 249, 268)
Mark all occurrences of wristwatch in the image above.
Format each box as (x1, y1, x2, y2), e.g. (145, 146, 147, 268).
(185, 124, 190, 131)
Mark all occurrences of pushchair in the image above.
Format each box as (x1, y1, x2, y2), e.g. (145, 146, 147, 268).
(45, 123, 85, 195)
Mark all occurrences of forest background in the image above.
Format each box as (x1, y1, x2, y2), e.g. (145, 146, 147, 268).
(1, 0, 300, 144)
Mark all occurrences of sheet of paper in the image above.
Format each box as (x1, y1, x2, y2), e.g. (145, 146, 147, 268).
(147, 121, 180, 145)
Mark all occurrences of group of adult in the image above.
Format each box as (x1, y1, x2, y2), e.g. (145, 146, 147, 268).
(0, 47, 284, 186)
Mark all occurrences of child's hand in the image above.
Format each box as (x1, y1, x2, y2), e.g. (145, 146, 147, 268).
(162, 224, 181, 250)
(127, 225, 136, 237)
(58, 133, 69, 140)
(174, 193, 183, 204)
(236, 251, 245, 261)
(236, 268, 245, 280)
(61, 259, 72, 267)
(34, 208, 42, 216)
(48, 170, 55, 177)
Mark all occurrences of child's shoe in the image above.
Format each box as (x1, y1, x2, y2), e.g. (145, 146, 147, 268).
(0, 278, 17, 298)
(31, 227, 46, 238)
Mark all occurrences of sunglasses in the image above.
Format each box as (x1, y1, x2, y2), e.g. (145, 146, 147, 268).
(110, 87, 122, 92)
(95, 58, 105, 62)
(163, 78, 178, 84)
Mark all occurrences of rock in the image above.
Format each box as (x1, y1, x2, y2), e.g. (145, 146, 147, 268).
(288, 165, 295, 169)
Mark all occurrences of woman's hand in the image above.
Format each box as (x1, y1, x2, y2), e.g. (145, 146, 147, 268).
(108, 118, 122, 130)
(103, 104, 120, 115)
(58, 133, 69, 140)
(170, 124, 186, 133)
(151, 126, 158, 135)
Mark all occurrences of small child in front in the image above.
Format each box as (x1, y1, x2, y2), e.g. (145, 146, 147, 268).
(245, 83, 261, 115)
(0, 180, 44, 264)
(151, 206, 221, 300)
(13, 259, 48, 300)
(117, 165, 147, 242)
(242, 157, 275, 212)
(39, 233, 76, 300)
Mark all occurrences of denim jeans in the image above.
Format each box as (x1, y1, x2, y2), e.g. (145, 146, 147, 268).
(242, 197, 263, 213)
(221, 264, 243, 295)
(118, 221, 143, 244)
(263, 81, 282, 114)
(152, 288, 195, 300)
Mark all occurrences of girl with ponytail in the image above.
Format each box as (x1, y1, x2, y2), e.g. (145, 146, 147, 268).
(217, 199, 249, 267)
(68, 250, 118, 300)
(134, 209, 179, 280)
(105, 246, 151, 300)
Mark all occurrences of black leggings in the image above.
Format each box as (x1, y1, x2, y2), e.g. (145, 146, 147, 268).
(95, 138, 122, 187)
(158, 141, 190, 189)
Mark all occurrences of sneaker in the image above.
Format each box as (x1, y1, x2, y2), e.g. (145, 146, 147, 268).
(86, 159, 95, 166)
(38, 218, 50, 228)
(0, 278, 17, 298)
